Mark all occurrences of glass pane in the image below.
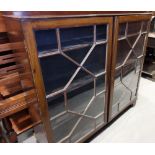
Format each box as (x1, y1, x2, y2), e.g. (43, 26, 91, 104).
(35, 29, 57, 52)
(142, 20, 149, 32)
(127, 21, 141, 34)
(85, 92, 105, 117)
(67, 69, 94, 91)
(136, 58, 142, 73)
(150, 18, 155, 32)
(39, 54, 78, 95)
(96, 75, 105, 94)
(96, 25, 107, 41)
(118, 91, 131, 111)
(51, 112, 80, 142)
(112, 82, 131, 106)
(96, 114, 104, 127)
(60, 26, 93, 48)
(67, 80, 94, 114)
(48, 93, 65, 118)
(70, 117, 95, 142)
(122, 63, 140, 92)
(111, 103, 118, 118)
(114, 68, 121, 85)
(65, 46, 91, 64)
(116, 39, 131, 67)
(124, 53, 136, 69)
(117, 84, 131, 111)
(127, 35, 139, 46)
(119, 23, 126, 38)
(122, 65, 136, 88)
(133, 34, 146, 57)
(84, 44, 106, 75)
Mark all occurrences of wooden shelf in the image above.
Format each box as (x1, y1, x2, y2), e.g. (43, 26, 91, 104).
(38, 43, 90, 58)
(46, 69, 105, 100)
(46, 75, 94, 99)
(38, 40, 107, 58)
(118, 31, 147, 41)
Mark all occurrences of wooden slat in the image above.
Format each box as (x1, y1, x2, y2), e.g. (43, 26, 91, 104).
(0, 73, 22, 97)
(0, 89, 37, 118)
(0, 71, 33, 97)
(0, 53, 17, 65)
(0, 64, 23, 77)
(0, 16, 6, 32)
(20, 72, 34, 89)
(0, 42, 24, 52)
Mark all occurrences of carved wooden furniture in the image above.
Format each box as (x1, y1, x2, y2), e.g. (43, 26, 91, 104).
(3, 12, 151, 143)
(0, 12, 41, 142)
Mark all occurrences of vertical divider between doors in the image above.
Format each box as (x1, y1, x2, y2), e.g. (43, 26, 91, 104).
(107, 16, 119, 122)
(104, 17, 114, 124)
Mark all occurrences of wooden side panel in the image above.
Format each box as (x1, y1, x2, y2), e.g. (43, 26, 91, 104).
(0, 13, 6, 32)
(0, 16, 41, 137)
(4, 18, 34, 92)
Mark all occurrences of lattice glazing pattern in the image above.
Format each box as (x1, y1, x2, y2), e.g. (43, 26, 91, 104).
(35, 24, 108, 142)
(112, 20, 149, 117)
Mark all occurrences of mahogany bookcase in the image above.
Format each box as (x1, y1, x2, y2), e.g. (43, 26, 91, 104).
(3, 12, 151, 142)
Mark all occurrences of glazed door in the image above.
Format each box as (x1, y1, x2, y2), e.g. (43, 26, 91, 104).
(109, 15, 151, 121)
(23, 17, 113, 142)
